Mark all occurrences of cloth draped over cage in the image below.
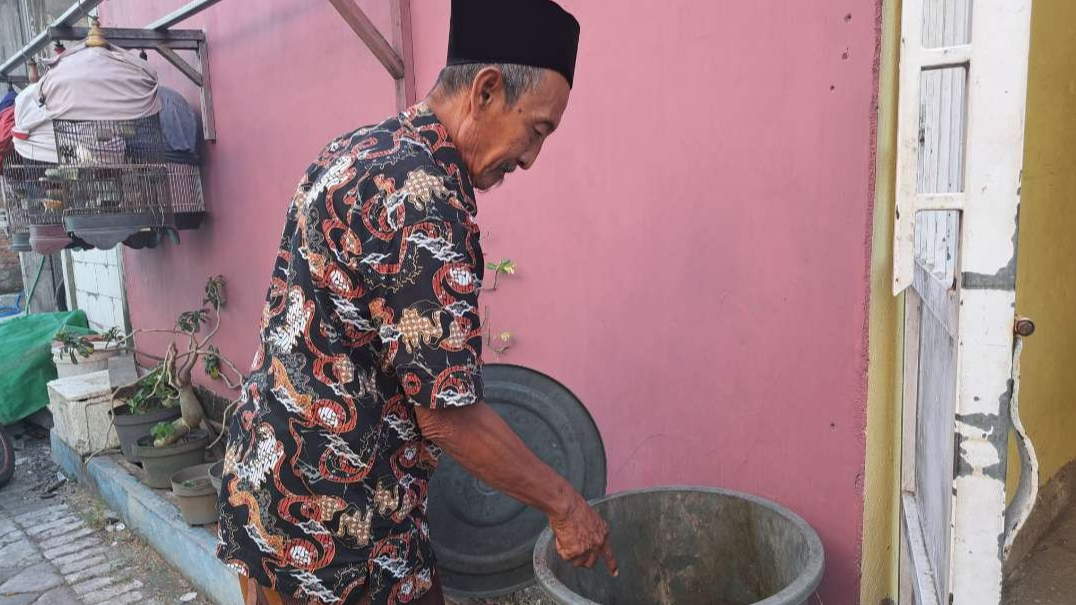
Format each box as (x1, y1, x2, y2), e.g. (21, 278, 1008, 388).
(39, 42, 161, 121)
(0, 36, 206, 253)
(12, 84, 58, 164)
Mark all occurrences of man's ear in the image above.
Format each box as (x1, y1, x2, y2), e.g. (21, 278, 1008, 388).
(469, 66, 505, 116)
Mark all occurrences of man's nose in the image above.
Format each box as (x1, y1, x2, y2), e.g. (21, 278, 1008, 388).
(519, 141, 545, 170)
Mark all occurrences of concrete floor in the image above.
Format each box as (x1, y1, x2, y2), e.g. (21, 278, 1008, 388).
(1003, 503, 1076, 605)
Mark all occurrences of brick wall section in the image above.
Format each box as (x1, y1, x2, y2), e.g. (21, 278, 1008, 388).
(0, 230, 24, 294)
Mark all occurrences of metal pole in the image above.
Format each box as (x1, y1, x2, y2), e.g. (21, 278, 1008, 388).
(147, 0, 225, 30)
(0, 0, 106, 76)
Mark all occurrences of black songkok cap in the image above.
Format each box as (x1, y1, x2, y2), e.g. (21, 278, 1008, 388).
(447, 0, 581, 88)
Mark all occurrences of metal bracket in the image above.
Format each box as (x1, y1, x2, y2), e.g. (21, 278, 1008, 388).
(2, 0, 414, 140)
(0, 0, 106, 79)
(43, 26, 217, 142)
(0, 0, 221, 141)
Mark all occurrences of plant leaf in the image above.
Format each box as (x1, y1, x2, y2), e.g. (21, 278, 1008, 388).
(204, 345, 222, 380)
(176, 308, 209, 334)
(204, 275, 227, 310)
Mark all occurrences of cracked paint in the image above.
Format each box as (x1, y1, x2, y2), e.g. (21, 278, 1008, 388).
(954, 389, 1012, 483)
(962, 230, 1019, 291)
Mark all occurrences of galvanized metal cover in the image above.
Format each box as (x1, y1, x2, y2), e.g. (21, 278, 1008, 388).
(428, 364, 606, 598)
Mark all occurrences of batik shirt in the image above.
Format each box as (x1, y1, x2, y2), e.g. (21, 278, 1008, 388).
(217, 103, 484, 605)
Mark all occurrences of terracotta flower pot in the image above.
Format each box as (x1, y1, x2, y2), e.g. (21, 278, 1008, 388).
(171, 463, 218, 525)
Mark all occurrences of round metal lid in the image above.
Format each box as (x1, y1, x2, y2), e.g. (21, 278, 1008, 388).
(428, 364, 606, 599)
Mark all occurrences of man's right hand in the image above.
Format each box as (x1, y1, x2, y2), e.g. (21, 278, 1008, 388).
(414, 402, 618, 576)
(549, 493, 618, 576)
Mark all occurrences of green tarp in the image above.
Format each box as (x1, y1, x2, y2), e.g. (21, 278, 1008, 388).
(0, 310, 90, 425)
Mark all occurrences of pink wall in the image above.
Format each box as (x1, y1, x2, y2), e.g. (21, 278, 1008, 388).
(105, 1, 878, 601)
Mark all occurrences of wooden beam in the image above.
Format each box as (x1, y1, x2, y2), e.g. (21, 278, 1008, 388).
(326, 0, 405, 79)
(390, 0, 416, 110)
(49, 27, 201, 51)
(148, 0, 225, 30)
(49, 26, 205, 42)
(155, 44, 203, 87)
(197, 41, 217, 141)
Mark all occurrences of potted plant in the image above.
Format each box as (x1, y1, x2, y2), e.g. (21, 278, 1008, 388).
(110, 275, 245, 467)
(52, 326, 126, 379)
(171, 462, 218, 525)
(136, 424, 208, 489)
(110, 365, 183, 464)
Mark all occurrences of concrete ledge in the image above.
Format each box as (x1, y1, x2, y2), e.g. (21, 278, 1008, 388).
(51, 431, 242, 605)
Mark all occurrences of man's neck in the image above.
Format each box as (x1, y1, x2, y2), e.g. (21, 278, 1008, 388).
(425, 92, 480, 184)
(425, 93, 464, 146)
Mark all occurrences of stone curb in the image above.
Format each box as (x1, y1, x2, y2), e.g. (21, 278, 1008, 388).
(51, 432, 242, 605)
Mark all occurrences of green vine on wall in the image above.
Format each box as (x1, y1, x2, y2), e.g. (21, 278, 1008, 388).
(483, 257, 517, 355)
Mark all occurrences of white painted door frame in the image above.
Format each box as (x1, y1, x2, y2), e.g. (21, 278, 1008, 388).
(894, 0, 1034, 604)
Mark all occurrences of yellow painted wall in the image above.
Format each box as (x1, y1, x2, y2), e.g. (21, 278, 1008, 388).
(860, 0, 904, 603)
(1008, 0, 1076, 494)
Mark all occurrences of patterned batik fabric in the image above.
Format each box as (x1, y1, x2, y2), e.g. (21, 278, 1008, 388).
(216, 103, 484, 605)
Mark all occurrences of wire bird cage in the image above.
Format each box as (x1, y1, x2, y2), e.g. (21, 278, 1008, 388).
(54, 114, 205, 249)
(167, 162, 205, 230)
(0, 150, 66, 252)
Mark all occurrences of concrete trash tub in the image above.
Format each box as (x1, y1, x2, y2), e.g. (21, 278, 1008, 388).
(533, 487, 824, 605)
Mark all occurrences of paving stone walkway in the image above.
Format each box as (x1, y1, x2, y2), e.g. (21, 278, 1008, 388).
(0, 432, 211, 605)
(0, 481, 147, 605)
(0, 430, 548, 605)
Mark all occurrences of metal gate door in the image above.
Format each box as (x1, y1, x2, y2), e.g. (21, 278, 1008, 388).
(894, 1, 1034, 604)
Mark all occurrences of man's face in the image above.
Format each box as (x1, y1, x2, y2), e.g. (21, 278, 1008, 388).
(455, 68, 571, 192)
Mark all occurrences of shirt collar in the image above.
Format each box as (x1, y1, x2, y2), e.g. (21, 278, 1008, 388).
(400, 102, 478, 217)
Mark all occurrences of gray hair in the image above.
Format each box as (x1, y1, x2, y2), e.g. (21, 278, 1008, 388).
(433, 63, 543, 105)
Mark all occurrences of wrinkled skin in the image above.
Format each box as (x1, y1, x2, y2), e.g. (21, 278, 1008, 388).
(430, 67, 570, 191)
(423, 71, 616, 575)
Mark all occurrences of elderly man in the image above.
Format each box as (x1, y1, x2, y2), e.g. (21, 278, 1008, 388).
(216, 1, 615, 603)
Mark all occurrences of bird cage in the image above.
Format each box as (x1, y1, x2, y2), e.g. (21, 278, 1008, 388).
(0, 152, 32, 252)
(0, 150, 68, 253)
(53, 114, 202, 249)
(167, 162, 205, 230)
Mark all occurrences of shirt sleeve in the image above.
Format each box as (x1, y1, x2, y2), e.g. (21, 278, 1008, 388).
(360, 217, 485, 410)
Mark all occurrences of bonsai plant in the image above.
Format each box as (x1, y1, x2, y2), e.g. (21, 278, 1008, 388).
(110, 276, 244, 467)
(111, 364, 183, 464)
(118, 275, 244, 446)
